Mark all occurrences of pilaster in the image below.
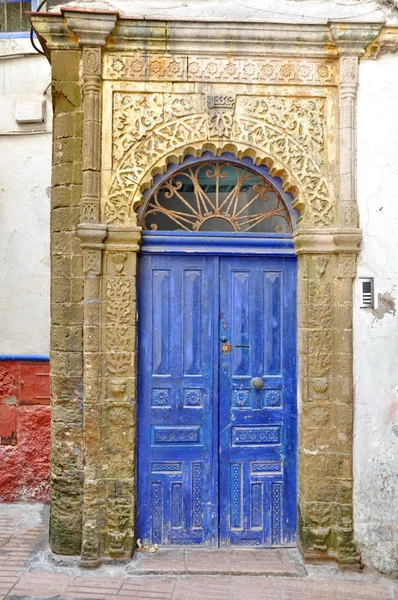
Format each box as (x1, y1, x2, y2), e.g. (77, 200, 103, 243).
(100, 226, 142, 560)
(294, 228, 361, 566)
(77, 224, 107, 566)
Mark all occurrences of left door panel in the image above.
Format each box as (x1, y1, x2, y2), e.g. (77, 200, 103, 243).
(137, 254, 218, 546)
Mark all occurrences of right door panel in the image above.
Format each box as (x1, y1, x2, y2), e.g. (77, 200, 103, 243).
(218, 256, 297, 546)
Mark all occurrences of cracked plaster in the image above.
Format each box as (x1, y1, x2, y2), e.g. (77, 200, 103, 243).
(354, 53, 398, 574)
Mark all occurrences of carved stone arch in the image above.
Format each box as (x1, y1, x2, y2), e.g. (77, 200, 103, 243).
(102, 93, 334, 228)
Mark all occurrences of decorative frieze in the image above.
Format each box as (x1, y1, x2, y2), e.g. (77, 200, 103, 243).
(103, 54, 338, 86)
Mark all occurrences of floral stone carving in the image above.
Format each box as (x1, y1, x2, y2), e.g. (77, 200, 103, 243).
(103, 92, 334, 228)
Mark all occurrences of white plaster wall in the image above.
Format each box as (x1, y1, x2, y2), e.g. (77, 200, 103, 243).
(0, 39, 52, 355)
(354, 55, 398, 574)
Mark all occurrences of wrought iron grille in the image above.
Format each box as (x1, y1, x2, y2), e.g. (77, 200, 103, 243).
(0, 0, 31, 33)
(142, 161, 293, 233)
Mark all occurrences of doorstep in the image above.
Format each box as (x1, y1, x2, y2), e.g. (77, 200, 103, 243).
(127, 547, 306, 577)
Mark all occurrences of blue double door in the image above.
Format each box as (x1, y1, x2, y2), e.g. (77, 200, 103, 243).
(137, 241, 297, 547)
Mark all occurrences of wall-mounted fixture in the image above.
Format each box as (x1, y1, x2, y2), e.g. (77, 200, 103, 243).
(360, 278, 374, 308)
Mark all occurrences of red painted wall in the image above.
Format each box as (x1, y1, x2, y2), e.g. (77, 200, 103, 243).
(0, 360, 50, 502)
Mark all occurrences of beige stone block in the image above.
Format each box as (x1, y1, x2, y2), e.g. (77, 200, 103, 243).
(51, 375, 82, 400)
(50, 351, 68, 375)
(332, 404, 353, 434)
(52, 231, 75, 255)
(71, 277, 84, 303)
(334, 329, 352, 355)
(300, 426, 337, 453)
(52, 185, 72, 209)
(67, 351, 84, 377)
(84, 377, 101, 404)
(52, 208, 74, 233)
(52, 302, 83, 327)
(302, 403, 332, 428)
(72, 161, 83, 186)
(52, 81, 82, 114)
(52, 254, 72, 277)
(52, 325, 83, 353)
(84, 351, 102, 379)
(84, 326, 100, 352)
(51, 278, 71, 304)
(53, 163, 74, 187)
(71, 253, 83, 276)
(52, 50, 81, 82)
(299, 477, 353, 505)
(334, 375, 354, 404)
(54, 113, 75, 139)
(70, 184, 83, 208)
(337, 304, 353, 329)
(300, 452, 351, 479)
(54, 136, 81, 165)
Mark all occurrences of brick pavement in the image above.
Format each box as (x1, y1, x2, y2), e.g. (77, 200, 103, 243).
(0, 504, 397, 600)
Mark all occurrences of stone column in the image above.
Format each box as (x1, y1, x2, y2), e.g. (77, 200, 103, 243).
(338, 54, 359, 228)
(77, 224, 107, 566)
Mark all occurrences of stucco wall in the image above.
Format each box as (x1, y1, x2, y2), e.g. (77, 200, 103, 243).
(354, 54, 398, 574)
(0, 40, 51, 356)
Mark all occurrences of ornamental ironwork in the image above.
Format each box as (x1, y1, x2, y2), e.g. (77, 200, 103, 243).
(141, 161, 293, 233)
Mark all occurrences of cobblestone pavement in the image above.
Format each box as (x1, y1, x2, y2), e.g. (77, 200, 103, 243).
(0, 504, 397, 600)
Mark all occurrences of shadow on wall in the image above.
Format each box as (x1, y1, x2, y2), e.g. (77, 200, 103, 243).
(0, 360, 50, 502)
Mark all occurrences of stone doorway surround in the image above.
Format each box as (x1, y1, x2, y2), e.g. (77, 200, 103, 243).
(30, 9, 398, 568)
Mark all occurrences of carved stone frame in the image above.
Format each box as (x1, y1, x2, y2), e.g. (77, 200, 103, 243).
(30, 10, 394, 567)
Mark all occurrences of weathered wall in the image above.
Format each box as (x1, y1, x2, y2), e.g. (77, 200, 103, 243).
(0, 360, 50, 501)
(0, 39, 51, 356)
(0, 40, 52, 501)
(354, 54, 398, 574)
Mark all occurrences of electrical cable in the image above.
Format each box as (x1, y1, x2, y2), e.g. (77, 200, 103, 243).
(30, 0, 48, 56)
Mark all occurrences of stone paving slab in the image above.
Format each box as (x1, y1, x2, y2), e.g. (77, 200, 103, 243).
(0, 504, 397, 600)
(127, 547, 302, 576)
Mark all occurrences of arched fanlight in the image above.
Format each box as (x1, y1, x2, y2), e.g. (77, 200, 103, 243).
(141, 160, 293, 234)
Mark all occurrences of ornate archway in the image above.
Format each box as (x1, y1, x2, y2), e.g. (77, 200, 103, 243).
(30, 9, 383, 568)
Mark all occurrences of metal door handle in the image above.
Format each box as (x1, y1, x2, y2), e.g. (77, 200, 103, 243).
(251, 377, 263, 390)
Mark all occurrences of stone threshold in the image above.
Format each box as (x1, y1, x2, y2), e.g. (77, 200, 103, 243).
(126, 546, 307, 577)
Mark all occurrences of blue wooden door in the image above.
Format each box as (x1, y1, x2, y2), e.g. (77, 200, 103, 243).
(218, 256, 297, 546)
(137, 254, 218, 546)
(137, 239, 297, 546)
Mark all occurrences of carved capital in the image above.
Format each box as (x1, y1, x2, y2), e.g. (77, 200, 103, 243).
(78, 224, 107, 274)
(330, 23, 383, 57)
(106, 226, 142, 252)
(294, 228, 361, 255)
(63, 10, 118, 47)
